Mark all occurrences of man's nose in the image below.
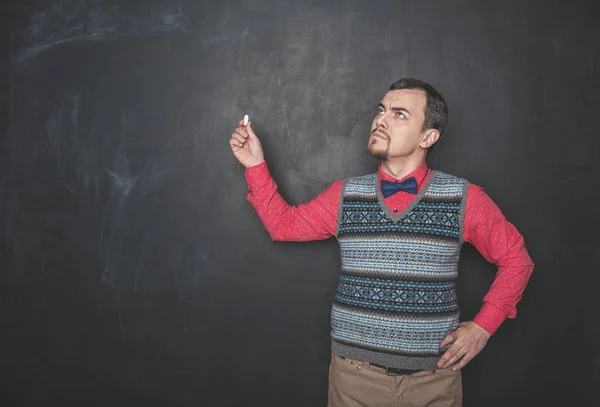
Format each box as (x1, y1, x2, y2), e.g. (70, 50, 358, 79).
(375, 113, 388, 129)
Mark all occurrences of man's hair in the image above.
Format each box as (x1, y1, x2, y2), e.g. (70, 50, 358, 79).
(388, 78, 448, 153)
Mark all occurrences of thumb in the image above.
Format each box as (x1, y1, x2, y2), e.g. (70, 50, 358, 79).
(246, 121, 258, 140)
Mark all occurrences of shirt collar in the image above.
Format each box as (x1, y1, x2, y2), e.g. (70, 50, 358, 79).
(378, 161, 429, 186)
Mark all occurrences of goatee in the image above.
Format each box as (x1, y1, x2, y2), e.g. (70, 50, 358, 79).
(367, 145, 388, 161)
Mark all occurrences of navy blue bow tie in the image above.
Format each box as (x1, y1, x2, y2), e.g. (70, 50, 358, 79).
(381, 177, 418, 197)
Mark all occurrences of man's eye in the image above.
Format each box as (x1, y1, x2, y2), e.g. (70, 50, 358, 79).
(377, 108, 384, 115)
(396, 112, 405, 119)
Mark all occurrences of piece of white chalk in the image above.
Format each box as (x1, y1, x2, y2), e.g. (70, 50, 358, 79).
(243, 115, 249, 126)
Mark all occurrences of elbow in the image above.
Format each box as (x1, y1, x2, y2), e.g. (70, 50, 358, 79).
(270, 234, 283, 242)
(268, 230, 286, 242)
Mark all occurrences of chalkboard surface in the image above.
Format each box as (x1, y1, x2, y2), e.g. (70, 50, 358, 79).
(1, 0, 599, 406)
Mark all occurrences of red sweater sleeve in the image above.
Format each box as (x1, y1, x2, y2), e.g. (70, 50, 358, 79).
(245, 162, 343, 241)
(464, 184, 535, 335)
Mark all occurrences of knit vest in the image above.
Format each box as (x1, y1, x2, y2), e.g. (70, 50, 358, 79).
(332, 170, 469, 370)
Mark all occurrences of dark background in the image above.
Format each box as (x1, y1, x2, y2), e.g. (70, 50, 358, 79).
(1, 0, 599, 406)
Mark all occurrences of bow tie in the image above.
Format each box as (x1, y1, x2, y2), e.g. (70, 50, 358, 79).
(381, 177, 418, 197)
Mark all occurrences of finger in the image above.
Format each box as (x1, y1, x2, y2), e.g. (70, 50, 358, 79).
(246, 122, 258, 139)
(439, 333, 455, 349)
(229, 139, 243, 150)
(443, 347, 467, 369)
(452, 352, 474, 371)
(231, 133, 246, 144)
(438, 345, 460, 368)
(235, 127, 249, 138)
(237, 119, 244, 126)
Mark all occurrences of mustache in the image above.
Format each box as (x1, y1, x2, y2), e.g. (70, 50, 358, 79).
(370, 129, 389, 139)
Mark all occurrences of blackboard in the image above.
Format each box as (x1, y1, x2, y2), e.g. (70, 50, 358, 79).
(1, 0, 599, 405)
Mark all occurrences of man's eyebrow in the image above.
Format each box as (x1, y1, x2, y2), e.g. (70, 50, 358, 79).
(378, 103, 411, 116)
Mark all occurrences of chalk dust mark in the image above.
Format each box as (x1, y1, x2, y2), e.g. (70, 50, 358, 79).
(282, 99, 297, 151)
(234, 27, 249, 70)
(116, 295, 124, 333)
(101, 263, 116, 288)
(133, 248, 145, 293)
(46, 100, 75, 194)
(17, 0, 193, 62)
(105, 169, 137, 195)
(46, 93, 106, 195)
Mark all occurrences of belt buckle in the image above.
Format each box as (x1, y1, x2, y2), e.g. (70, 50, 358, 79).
(384, 366, 419, 376)
(385, 366, 400, 376)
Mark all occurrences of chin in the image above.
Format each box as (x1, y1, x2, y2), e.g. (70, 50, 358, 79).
(367, 146, 389, 161)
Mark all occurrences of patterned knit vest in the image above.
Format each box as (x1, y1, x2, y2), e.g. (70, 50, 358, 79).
(332, 170, 469, 370)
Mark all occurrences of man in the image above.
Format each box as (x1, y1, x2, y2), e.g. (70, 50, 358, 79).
(229, 78, 534, 406)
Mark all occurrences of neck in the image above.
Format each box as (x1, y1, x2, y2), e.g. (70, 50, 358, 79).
(380, 155, 426, 180)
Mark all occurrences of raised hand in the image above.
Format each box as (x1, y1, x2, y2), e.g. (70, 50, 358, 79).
(230, 119, 265, 168)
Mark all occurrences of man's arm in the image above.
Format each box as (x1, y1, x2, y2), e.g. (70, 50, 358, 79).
(245, 162, 343, 241)
(465, 184, 535, 334)
(438, 184, 535, 370)
(230, 119, 342, 241)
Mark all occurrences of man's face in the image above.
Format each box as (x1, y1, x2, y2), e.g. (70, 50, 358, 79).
(367, 89, 428, 161)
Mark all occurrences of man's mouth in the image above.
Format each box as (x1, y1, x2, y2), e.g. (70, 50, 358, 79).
(371, 131, 388, 141)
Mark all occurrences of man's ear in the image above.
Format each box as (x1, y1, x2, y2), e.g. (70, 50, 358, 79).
(421, 129, 440, 149)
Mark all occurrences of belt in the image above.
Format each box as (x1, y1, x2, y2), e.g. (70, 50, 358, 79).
(338, 356, 422, 376)
(369, 362, 422, 376)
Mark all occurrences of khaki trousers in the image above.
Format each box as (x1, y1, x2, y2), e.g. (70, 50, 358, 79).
(328, 355, 462, 407)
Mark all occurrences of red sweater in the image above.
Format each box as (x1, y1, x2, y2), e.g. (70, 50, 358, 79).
(245, 160, 534, 335)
